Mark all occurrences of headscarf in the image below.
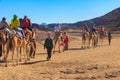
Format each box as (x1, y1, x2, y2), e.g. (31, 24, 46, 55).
(12, 14, 18, 21)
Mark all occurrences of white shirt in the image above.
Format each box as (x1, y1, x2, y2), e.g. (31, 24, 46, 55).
(54, 25, 61, 32)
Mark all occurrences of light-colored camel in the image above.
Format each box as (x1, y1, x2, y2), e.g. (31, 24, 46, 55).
(53, 32, 63, 53)
(81, 31, 90, 48)
(98, 31, 106, 46)
(89, 32, 98, 48)
(5, 30, 30, 67)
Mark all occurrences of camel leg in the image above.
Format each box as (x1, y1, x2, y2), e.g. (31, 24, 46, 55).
(26, 44, 30, 61)
(5, 40, 10, 67)
(29, 45, 32, 58)
(33, 41, 36, 58)
(2, 43, 6, 60)
(5, 51, 9, 67)
(19, 47, 22, 62)
(58, 38, 61, 53)
(53, 38, 57, 53)
(24, 45, 27, 63)
(81, 38, 84, 48)
(16, 48, 19, 66)
(92, 39, 95, 48)
(12, 48, 15, 66)
(89, 38, 91, 48)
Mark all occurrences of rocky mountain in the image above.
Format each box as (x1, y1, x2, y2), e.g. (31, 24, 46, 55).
(47, 7, 120, 31)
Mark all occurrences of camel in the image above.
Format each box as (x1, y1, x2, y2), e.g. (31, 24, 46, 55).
(24, 28, 36, 58)
(98, 31, 106, 46)
(0, 30, 9, 60)
(53, 32, 63, 53)
(81, 31, 90, 48)
(89, 32, 98, 48)
(5, 29, 30, 67)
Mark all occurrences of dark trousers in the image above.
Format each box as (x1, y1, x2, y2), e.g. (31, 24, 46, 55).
(108, 36, 111, 46)
(47, 48, 52, 59)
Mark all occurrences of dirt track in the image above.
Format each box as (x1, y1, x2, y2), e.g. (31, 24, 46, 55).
(0, 35, 120, 80)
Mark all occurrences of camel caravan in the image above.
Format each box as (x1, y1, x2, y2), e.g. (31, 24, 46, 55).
(0, 15, 111, 67)
(0, 15, 36, 67)
(81, 23, 111, 48)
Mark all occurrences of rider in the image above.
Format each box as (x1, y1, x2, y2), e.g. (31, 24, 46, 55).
(90, 24, 97, 34)
(54, 23, 61, 37)
(0, 17, 9, 30)
(0, 17, 11, 38)
(83, 24, 89, 32)
(22, 16, 33, 38)
(99, 26, 104, 33)
(10, 14, 25, 39)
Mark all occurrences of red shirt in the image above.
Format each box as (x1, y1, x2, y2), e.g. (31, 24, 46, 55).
(63, 35, 69, 44)
(22, 19, 29, 28)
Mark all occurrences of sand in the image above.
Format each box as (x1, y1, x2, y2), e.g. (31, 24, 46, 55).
(0, 34, 120, 80)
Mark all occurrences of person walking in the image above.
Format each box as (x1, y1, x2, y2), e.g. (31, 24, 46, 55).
(108, 31, 112, 46)
(44, 33, 53, 61)
(63, 32, 69, 51)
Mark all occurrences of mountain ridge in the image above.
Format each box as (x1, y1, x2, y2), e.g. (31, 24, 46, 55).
(33, 7, 120, 31)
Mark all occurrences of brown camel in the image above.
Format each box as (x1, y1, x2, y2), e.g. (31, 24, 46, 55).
(0, 30, 9, 60)
(29, 41, 36, 58)
(24, 28, 36, 58)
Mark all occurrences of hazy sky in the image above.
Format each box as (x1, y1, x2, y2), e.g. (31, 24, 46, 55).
(0, 0, 120, 24)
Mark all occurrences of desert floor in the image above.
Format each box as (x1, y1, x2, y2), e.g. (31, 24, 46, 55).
(0, 34, 120, 80)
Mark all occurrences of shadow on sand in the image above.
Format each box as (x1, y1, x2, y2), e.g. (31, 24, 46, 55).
(68, 47, 87, 51)
(21, 60, 48, 65)
(36, 53, 46, 55)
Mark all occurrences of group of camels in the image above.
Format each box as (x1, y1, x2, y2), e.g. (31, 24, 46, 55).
(81, 30, 108, 48)
(0, 27, 36, 67)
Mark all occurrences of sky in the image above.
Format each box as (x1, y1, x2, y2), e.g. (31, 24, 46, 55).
(0, 0, 120, 24)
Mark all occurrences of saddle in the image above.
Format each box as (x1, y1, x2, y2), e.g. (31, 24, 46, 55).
(11, 29, 23, 40)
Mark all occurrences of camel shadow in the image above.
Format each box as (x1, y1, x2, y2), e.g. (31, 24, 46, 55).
(21, 60, 48, 65)
(36, 53, 46, 55)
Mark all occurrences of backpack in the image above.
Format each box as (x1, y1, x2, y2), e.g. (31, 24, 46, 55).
(28, 19, 32, 27)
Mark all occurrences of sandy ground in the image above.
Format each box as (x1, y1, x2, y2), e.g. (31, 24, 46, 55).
(0, 35, 120, 80)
